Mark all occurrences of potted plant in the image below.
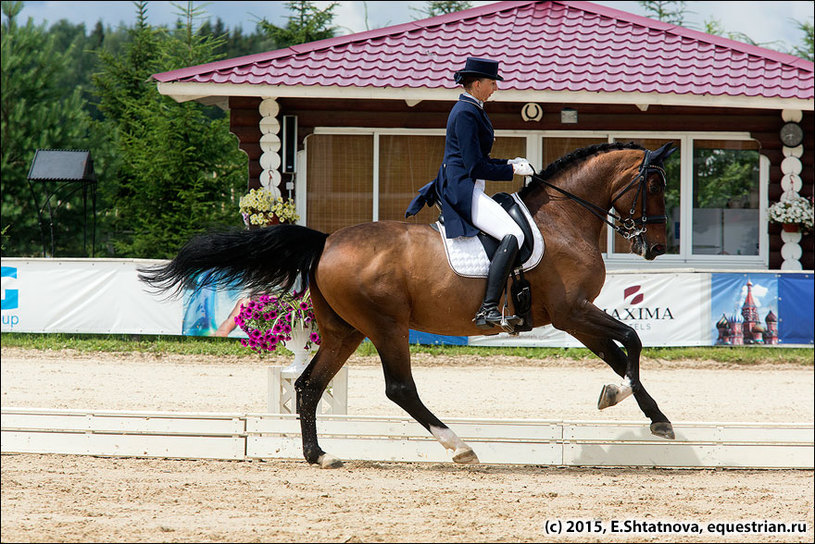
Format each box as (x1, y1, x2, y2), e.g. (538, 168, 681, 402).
(768, 194, 814, 233)
(234, 289, 321, 375)
(239, 187, 299, 227)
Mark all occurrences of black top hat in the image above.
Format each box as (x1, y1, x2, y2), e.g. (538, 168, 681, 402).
(454, 57, 503, 84)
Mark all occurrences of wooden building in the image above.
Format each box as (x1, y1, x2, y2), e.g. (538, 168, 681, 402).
(153, 0, 814, 270)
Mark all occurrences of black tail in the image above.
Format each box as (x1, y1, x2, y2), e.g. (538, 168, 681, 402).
(138, 224, 329, 296)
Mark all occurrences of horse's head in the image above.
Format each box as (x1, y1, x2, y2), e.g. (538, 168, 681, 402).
(611, 143, 676, 260)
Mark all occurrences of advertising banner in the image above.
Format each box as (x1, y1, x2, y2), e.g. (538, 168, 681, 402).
(471, 272, 711, 347)
(711, 273, 779, 346)
(180, 274, 247, 339)
(710, 272, 813, 345)
(1, 259, 182, 335)
(2, 259, 810, 346)
(778, 273, 814, 345)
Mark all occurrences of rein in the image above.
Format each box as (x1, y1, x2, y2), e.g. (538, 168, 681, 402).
(528, 150, 668, 240)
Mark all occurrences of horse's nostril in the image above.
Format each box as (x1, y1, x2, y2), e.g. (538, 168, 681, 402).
(653, 244, 665, 255)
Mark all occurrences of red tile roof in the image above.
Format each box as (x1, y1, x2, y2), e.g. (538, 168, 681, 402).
(153, 0, 814, 102)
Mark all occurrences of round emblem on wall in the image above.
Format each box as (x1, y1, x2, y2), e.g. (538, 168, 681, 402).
(521, 103, 543, 122)
(779, 122, 804, 147)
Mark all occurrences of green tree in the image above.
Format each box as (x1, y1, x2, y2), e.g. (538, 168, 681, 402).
(411, 1, 472, 19)
(1, 0, 97, 256)
(693, 149, 758, 209)
(638, 0, 686, 26)
(257, 1, 337, 47)
(92, 1, 247, 258)
(790, 18, 814, 61)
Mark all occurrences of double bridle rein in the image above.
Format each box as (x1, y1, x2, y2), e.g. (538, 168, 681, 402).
(529, 149, 668, 240)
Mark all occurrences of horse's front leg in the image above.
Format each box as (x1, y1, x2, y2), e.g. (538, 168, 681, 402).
(555, 301, 674, 439)
(569, 332, 633, 409)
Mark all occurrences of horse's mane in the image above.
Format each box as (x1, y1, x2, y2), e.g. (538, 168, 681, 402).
(518, 141, 645, 199)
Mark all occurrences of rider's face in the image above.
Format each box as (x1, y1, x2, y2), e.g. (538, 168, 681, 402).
(471, 78, 498, 102)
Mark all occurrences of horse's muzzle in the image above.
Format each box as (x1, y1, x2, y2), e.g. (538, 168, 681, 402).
(633, 236, 665, 260)
(645, 243, 666, 260)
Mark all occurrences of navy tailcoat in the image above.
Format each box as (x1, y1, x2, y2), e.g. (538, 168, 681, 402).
(405, 94, 514, 238)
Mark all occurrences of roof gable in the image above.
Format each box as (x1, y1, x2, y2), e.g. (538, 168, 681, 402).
(153, 0, 814, 102)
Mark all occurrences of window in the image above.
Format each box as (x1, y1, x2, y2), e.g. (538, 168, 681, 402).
(304, 129, 766, 268)
(305, 134, 373, 233)
(691, 140, 760, 256)
(539, 134, 764, 268)
(378, 135, 444, 224)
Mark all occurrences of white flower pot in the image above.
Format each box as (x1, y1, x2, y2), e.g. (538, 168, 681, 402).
(281, 323, 314, 377)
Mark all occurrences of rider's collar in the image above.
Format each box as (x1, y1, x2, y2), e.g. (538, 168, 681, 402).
(459, 92, 484, 109)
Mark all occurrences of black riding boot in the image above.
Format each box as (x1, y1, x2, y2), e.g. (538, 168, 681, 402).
(474, 234, 520, 330)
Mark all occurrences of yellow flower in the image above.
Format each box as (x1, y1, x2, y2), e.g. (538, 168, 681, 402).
(239, 188, 299, 227)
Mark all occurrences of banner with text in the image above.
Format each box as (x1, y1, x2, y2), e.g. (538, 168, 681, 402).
(471, 272, 711, 347)
(2, 259, 811, 346)
(1, 259, 183, 335)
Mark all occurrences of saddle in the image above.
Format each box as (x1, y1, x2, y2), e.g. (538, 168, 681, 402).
(433, 192, 543, 334)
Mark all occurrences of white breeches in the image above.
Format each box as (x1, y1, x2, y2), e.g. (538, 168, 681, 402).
(470, 180, 524, 249)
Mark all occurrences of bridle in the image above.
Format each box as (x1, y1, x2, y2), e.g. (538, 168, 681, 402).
(529, 149, 668, 240)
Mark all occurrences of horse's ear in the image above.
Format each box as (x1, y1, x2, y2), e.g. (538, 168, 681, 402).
(653, 143, 677, 163)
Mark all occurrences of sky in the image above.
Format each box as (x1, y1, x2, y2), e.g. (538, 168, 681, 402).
(10, 1, 815, 54)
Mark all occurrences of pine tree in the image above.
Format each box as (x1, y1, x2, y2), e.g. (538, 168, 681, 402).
(1, 0, 96, 256)
(411, 1, 473, 19)
(92, 1, 247, 258)
(638, 0, 687, 26)
(791, 19, 814, 61)
(257, 1, 338, 47)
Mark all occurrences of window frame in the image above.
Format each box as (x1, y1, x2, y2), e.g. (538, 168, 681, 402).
(301, 127, 769, 270)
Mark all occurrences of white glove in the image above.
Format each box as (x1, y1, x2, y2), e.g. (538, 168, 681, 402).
(512, 161, 534, 176)
(507, 157, 527, 165)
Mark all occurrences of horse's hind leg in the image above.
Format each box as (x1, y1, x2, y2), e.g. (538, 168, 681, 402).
(295, 286, 364, 468)
(295, 330, 363, 468)
(370, 327, 479, 464)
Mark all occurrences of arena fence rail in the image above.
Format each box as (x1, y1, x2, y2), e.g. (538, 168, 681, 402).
(2, 408, 812, 469)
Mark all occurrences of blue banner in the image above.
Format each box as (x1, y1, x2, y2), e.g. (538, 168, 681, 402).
(778, 273, 814, 345)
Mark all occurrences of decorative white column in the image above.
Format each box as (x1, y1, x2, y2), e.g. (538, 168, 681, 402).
(258, 97, 282, 197)
(779, 109, 804, 270)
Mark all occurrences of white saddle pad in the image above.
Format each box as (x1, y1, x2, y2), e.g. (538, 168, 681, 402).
(437, 193, 544, 278)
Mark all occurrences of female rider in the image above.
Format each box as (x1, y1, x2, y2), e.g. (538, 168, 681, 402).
(405, 57, 534, 329)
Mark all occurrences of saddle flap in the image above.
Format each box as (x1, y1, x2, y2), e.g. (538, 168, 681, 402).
(435, 193, 544, 279)
(477, 193, 535, 264)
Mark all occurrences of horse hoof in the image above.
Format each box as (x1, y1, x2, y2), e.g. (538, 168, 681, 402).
(650, 422, 675, 440)
(452, 447, 479, 464)
(317, 453, 344, 469)
(598, 384, 618, 410)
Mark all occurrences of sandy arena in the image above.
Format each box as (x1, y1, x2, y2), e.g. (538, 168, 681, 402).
(1, 347, 813, 542)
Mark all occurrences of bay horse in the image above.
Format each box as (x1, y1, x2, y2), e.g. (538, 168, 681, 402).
(140, 141, 677, 468)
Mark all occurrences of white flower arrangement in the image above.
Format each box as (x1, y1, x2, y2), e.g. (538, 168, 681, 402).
(239, 188, 299, 226)
(768, 194, 814, 231)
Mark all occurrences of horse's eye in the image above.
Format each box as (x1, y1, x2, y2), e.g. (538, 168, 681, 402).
(649, 182, 663, 195)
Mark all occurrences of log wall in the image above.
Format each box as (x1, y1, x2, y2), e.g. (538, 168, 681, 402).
(228, 96, 813, 269)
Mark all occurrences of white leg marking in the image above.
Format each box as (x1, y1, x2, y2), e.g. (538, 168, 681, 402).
(316, 453, 343, 469)
(598, 377, 634, 410)
(431, 425, 479, 464)
(430, 425, 467, 451)
(617, 376, 633, 403)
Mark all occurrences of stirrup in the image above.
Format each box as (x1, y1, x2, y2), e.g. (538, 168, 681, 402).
(473, 305, 500, 330)
(474, 306, 523, 333)
(496, 307, 523, 334)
